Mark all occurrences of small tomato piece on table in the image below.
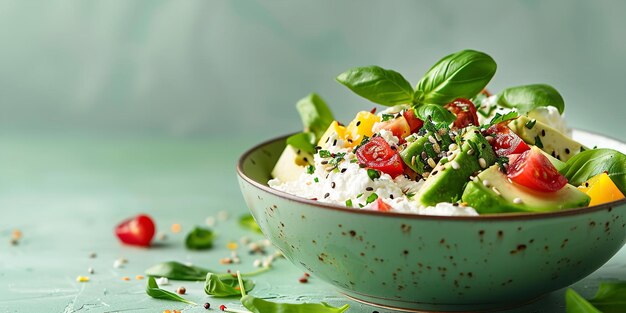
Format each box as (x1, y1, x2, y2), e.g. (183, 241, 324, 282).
(402, 108, 424, 133)
(371, 198, 393, 212)
(372, 116, 411, 142)
(356, 136, 404, 178)
(578, 173, 625, 206)
(445, 98, 479, 129)
(507, 147, 568, 192)
(485, 122, 530, 157)
(115, 214, 156, 247)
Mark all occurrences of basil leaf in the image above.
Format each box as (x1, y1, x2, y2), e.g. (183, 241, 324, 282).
(145, 261, 211, 281)
(566, 288, 602, 313)
(239, 214, 262, 234)
(589, 282, 626, 313)
(296, 93, 334, 139)
(495, 84, 565, 114)
(204, 273, 255, 297)
(415, 104, 456, 125)
(146, 276, 197, 305)
(559, 149, 626, 194)
(336, 66, 414, 106)
(286, 132, 316, 155)
(415, 50, 496, 105)
(241, 295, 350, 313)
(185, 227, 215, 250)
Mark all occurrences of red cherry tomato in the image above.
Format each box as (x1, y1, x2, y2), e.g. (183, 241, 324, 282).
(115, 214, 156, 247)
(356, 137, 404, 178)
(372, 116, 411, 142)
(371, 198, 393, 212)
(485, 122, 530, 157)
(402, 109, 424, 133)
(445, 98, 479, 129)
(507, 148, 568, 192)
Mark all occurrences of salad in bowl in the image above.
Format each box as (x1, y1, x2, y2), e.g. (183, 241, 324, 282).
(269, 49, 626, 216)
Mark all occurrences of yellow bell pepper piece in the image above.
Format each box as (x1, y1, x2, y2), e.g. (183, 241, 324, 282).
(578, 173, 625, 206)
(345, 111, 380, 146)
(317, 121, 347, 148)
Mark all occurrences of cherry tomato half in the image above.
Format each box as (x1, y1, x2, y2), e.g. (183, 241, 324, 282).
(115, 214, 156, 247)
(485, 122, 530, 157)
(445, 98, 479, 129)
(371, 198, 393, 212)
(402, 108, 424, 133)
(507, 147, 568, 192)
(356, 136, 404, 178)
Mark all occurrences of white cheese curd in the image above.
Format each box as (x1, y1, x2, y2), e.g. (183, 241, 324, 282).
(417, 202, 478, 216)
(378, 129, 400, 146)
(527, 106, 571, 137)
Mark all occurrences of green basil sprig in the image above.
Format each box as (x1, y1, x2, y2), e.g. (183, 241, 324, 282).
(566, 282, 626, 313)
(185, 226, 215, 250)
(146, 276, 197, 305)
(204, 273, 255, 297)
(287, 93, 334, 154)
(559, 149, 626, 194)
(239, 214, 262, 234)
(495, 84, 565, 114)
(336, 50, 496, 124)
(145, 261, 211, 281)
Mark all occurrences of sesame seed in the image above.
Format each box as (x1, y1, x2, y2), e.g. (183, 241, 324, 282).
(411, 155, 416, 166)
(356, 121, 361, 127)
(366, 187, 374, 191)
(421, 151, 427, 159)
(428, 136, 437, 144)
(485, 136, 493, 141)
(422, 172, 430, 178)
(433, 143, 441, 153)
(492, 187, 501, 195)
(432, 170, 438, 176)
(427, 158, 437, 168)
(340, 168, 347, 173)
(321, 160, 328, 165)
(482, 179, 491, 187)
(390, 194, 394, 199)
(434, 133, 442, 141)
(513, 198, 524, 204)
(478, 158, 487, 169)
(541, 129, 546, 137)
(332, 139, 337, 146)
(450, 161, 460, 170)
(324, 193, 330, 198)
(331, 182, 336, 189)
(565, 148, 570, 154)
(88, 267, 94, 274)
(468, 149, 475, 155)
(448, 143, 458, 151)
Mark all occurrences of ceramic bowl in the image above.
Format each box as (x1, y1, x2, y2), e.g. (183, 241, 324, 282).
(236, 130, 626, 312)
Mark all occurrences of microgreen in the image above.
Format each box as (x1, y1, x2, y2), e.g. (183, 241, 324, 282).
(146, 276, 197, 305)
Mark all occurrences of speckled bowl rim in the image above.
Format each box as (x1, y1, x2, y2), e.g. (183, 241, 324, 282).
(237, 129, 626, 221)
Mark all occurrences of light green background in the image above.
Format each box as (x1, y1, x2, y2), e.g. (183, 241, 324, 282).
(0, 0, 624, 139)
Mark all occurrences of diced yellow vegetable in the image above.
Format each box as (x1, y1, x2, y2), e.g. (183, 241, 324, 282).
(345, 111, 380, 146)
(578, 173, 625, 206)
(317, 121, 347, 147)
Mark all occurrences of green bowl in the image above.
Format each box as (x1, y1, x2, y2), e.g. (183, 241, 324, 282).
(236, 130, 626, 312)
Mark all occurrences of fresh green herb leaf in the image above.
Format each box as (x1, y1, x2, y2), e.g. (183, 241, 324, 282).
(358, 203, 364, 208)
(406, 192, 415, 199)
(146, 276, 197, 305)
(560, 149, 626, 194)
(525, 119, 537, 129)
(415, 104, 456, 125)
(367, 169, 380, 180)
(365, 193, 379, 204)
(415, 50, 497, 105)
(565, 288, 602, 313)
(314, 177, 319, 183)
(319, 150, 332, 158)
(204, 272, 254, 298)
(145, 261, 211, 281)
(495, 84, 565, 114)
(353, 135, 371, 152)
(336, 66, 414, 106)
(345, 199, 353, 207)
(296, 93, 335, 139)
(381, 113, 395, 122)
(496, 156, 510, 173)
(239, 214, 262, 234)
(329, 152, 346, 166)
(477, 104, 497, 118)
(350, 158, 358, 163)
(286, 132, 316, 155)
(185, 227, 215, 250)
(487, 111, 519, 127)
(423, 142, 437, 159)
(307, 165, 316, 174)
(589, 281, 626, 312)
(534, 135, 544, 148)
(356, 193, 363, 198)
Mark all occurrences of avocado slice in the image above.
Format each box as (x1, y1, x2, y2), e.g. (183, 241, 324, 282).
(400, 133, 432, 174)
(417, 127, 497, 205)
(462, 165, 590, 214)
(508, 115, 586, 162)
(271, 145, 313, 182)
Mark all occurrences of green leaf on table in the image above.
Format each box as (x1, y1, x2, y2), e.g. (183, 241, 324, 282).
(286, 132, 317, 155)
(589, 281, 626, 313)
(185, 226, 215, 250)
(296, 93, 335, 139)
(239, 214, 262, 234)
(336, 65, 414, 106)
(241, 295, 349, 313)
(566, 288, 602, 313)
(495, 84, 565, 114)
(415, 49, 497, 105)
(204, 273, 255, 297)
(415, 103, 456, 125)
(559, 148, 626, 194)
(146, 276, 197, 305)
(145, 261, 211, 281)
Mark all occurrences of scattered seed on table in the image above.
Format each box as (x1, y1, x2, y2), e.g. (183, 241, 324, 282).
(121, 276, 130, 281)
(220, 258, 232, 265)
(217, 210, 229, 221)
(227, 242, 238, 250)
(220, 304, 226, 311)
(163, 310, 171, 313)
(173, 310, 181, 313)
(205, 216, 216, 227)
(156, 277, 169, 285)
(88, 252, 97, 258)
(204, 302, 211, 309)
(299, 277, 308, 283)
(88, 267, 94, 274)
(76, 276, 90, 282)
(253, 259, 262, 267)
(10, 238, 18, 246)
(11, 230, 22, 240)
(157, 232, 167, 241)
(239, 236, 250, 244)
(171, 223, 182, 233)
(136, 275, 144, 280)
(176, 286, 186, 295)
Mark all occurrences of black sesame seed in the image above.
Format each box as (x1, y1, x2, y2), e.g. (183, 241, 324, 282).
(356, 121, 361, 127)
(303, 157, 308, 163)
(340, 168, 347, 173)
(481, 143, 486, 149)
(565, 148, 570, 154)
(366, 187, 374, 191)
(333, 139, 337, 146)
(331, 182, 336, 189)
(324, 193, 330, 198)
(391, 145, 397, 150)
(432, 170, 438, 176)
(390, 194, 394, 199)
(453, 203, 459, 207)
(315, 146, 322, 150)
(321, 160, 328, 165)
(347, 139, 353, 143)
(541, 129, 546, 137)
(325, 137, 330, 143)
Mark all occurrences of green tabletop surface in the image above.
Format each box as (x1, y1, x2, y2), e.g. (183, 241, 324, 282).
(1, 133, 624, 313)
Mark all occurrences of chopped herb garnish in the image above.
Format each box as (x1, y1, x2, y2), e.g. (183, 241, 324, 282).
(424, 143, 437, 158)
(353, 136, 371, 151)
(350, 159, 358, 163)
(356, 193, 363, 198)
(495, 156, 509, 173)
(534, 135, 544, 148)
(306, 165, 315, 174)
(367, 169, 381, 180)
(345, 199, 353, 207)
(358, 203, 364, 208)
(525, 119, 537, 129)
(314, 177, 319, 183)
(405, 192, 415, 199)
(483, 111, 519, 129)
(319, 150, 332, 158)
(477, 105, 497, 118)
(365, 193, 379, 204)
(381, 113, 395, 122)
